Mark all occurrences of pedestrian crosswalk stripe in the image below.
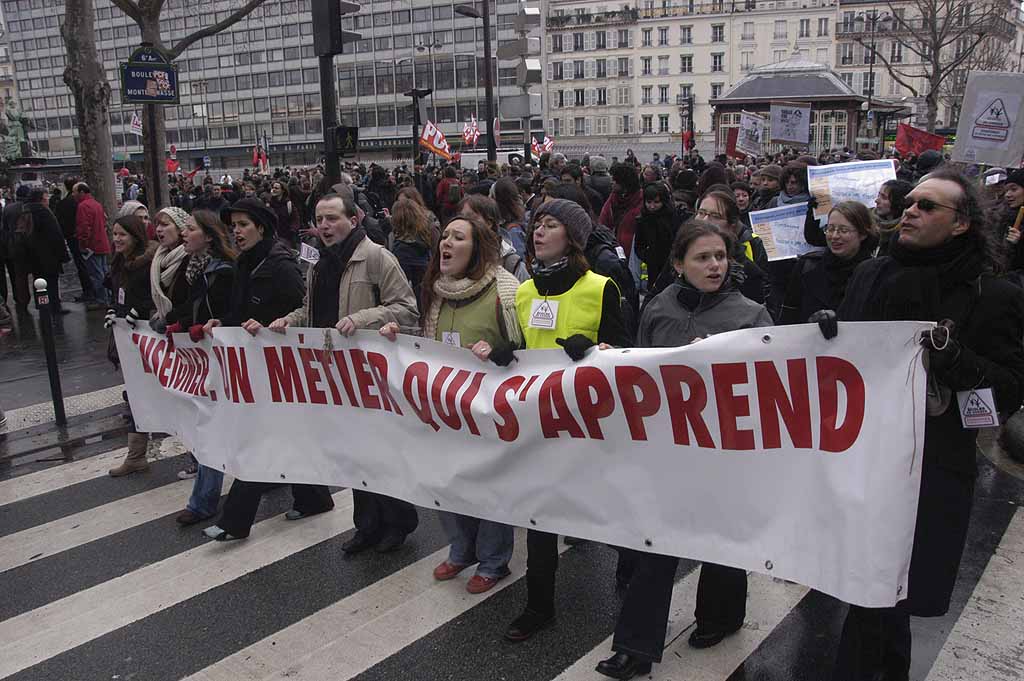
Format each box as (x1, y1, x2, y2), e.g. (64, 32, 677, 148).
(185, 529, 568, 681)
(0, 474, 232, 574)
(0, 490, 354, 679)
(2, 384, 125, 432)
(925, 508, 1024, 681)
(552, 571, 806, 681)
(0, 447, 128, 507)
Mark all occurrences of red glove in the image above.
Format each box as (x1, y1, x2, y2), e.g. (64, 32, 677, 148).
(165, 322, 183, 336)
(188, 324, 205, 342)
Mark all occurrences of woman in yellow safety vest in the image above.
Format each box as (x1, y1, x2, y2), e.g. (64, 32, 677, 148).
(502, 198, 629, 643)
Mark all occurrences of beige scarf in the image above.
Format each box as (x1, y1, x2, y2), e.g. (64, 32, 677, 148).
(423, 264, 523, 347)
(149, 243, 187, 319)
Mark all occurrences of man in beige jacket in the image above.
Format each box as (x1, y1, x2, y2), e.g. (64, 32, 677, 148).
(269, 192, 421, 554)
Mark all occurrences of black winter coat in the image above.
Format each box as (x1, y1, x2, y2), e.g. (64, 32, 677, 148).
(166, 258, 235, 327)
(586, 223, 638, 341)
(109, 246, 155, 319)
(634, 207, 683, 287)
(224, 239, 304, 327)
(840, 254, 1024, 616)
(12, 203, 68, 276)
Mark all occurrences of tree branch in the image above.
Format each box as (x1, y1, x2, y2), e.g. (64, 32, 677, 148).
(109, 0, 143, 24)
(870, 48, 922, 96)
(168, 0, 268, 59)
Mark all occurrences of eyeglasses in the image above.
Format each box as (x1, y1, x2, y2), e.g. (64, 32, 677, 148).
(696, 208, 725, 221)
(824, 225, 857, 236)
(905, 197, 960, 214)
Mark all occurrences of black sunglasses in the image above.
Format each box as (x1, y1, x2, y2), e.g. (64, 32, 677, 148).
(906, 197, 960, 214)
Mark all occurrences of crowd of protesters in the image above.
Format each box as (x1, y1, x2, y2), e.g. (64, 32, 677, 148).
(5, 138, 1024, 680)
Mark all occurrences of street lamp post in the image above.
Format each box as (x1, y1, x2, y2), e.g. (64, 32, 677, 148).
(455, 2, 497, 161)
(416, 42, 443, 122)
(856, 11, 890, 148)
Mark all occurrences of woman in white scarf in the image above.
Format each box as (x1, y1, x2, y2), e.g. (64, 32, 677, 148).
(149, 207, 189, 323)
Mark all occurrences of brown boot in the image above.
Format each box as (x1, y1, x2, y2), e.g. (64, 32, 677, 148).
(109, 432, 150, 477)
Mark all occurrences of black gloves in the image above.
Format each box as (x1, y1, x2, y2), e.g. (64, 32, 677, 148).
(728, 260, 748, 286)
(150, 315, 168, 334)
(809, 309, 838, 340)
(921, 322, 961, 373)
(103, 308, 116, 329)
(488, 343, 517, 367)
(556, 334, 595, 362)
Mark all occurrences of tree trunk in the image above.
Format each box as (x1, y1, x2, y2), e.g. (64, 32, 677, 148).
(140, 18, 169, 209)
(61, 0, 117, 221)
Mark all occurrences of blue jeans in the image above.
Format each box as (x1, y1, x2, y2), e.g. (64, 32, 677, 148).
(440, 512, 514, 579)
(83, 253, 109, 304)
(187, 465, 223, 518)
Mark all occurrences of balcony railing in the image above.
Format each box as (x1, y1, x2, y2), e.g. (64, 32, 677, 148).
(833, 15, 1012, 39)
(633, 0, 834, 19)
(546, 8, 639, 28)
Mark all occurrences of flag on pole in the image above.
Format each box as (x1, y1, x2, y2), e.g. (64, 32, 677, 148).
(252, 146, 259, 168)
(542, 135, 554, 152)
(130, 112, 143, 137)
(462, 116, 480, 147)
(419, 120, 454, 160)
(894, 123, 945, 157)
(493, 118, 501, 147)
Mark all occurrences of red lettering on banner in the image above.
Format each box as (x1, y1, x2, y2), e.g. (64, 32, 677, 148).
(314, 350, 344, 405)
(403, 362, 440, 431)
(712, 363, 755, 450)
(330, 350, 361, 406)
(573, 367, 614, 439)
(459, 371, 485, 435)
(660, 365, 716, 448)
(615, 366, 661, 441)
(539, 370, 585, 439)
(169, 351, 189, 392)
(816, 356, 865, 453)
(156, 341, 174, 387)
(298, 348, 328, 405)
(493, 376, 526, 442)
(187, 349, 209, 396)
(431, 367, 468, 431)
(226, 348, 254, 404)
(264, 347, 308, 403)
(755, 359, 812, 449)
(349, 349, 381, 410)
(137, 336, 153, 374)
(212, 347, 228, 394)
(367, 352, 403, 415)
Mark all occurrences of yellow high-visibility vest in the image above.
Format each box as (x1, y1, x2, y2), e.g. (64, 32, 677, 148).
(515, 270, 609, 350)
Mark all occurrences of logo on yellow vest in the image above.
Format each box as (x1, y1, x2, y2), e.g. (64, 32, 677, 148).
(528, 299, 559, 330)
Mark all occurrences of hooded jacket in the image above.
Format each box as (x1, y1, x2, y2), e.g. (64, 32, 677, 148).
(165, 257, 235, 327)
(224, 238, 305, 326)
(638, 278, 773, 348)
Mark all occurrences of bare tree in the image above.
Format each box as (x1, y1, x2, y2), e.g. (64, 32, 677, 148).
(852, 0, 1017, 131)
(938, 37, 1012, 127)
(108, 0, 269, 207)
(61, 0, 117, 220)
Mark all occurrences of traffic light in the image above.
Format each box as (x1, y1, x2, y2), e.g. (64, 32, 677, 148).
(312, 0, 362, 56)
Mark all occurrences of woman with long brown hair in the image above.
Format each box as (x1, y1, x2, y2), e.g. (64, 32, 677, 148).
(388, 192, 440, 307)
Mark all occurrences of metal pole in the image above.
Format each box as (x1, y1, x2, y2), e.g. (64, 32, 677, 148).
(523, 116, 532, 162)
(481, 5, 497, 161)
(411, 92, 420, 167)
(145, 103, 164, 210)
(33, 279, 66, 427)
(319, 53, 340, 187)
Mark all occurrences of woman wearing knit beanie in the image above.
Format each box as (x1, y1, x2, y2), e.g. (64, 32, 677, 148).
(117, 200, 153, 241)
(504, 198, 629, 642)
(379, 214, 523, 594)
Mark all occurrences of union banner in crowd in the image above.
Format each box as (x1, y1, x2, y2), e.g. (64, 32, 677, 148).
(114, 321, 930, 608)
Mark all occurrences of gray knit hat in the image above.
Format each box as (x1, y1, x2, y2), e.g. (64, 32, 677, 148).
(534, 198, 594, 248)
(155, 206, 190, 233)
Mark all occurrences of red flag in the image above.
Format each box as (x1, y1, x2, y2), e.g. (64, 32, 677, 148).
(894, 123, 945, 157)
(725, 127, 740, 159)
(419, 120, 454, 160)
(683, 130, 694, 151)
(165, 158, 180, 173)
(252, 146, 259, 167)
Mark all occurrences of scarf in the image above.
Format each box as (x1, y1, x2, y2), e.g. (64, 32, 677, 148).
(185, 251, 211, 286)
(675, 273, 733, 312)
(823, 238, 875, 309)
(530, 256, 569, 280)
(310, 227, 366, 328)
(878, 233, 986, 322)
(423, 265, 522, 346)
(150, 243, 187, 318)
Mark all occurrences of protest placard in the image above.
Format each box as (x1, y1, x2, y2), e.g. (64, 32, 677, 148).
(807, 159, 896, 219)
(952, 72, 1024, 167)
(737, 112, 766, 157)
(770, 102, 811, 145)
(749, 202, 819, 261)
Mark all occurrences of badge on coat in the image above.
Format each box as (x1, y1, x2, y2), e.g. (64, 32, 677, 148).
(528, 299, 559, 330)
(117, 288, 125, 305)
(957, 388, 999, 429)
(441, 331, 461, 347)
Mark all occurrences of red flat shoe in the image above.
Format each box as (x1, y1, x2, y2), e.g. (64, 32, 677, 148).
(467, 573, 504, 594)
(433, 561, 471, 581)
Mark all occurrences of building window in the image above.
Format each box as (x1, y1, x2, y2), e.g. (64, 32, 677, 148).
(618, 115, 633, 134)
(711, 83, 723, 98)
(862, 72, 875, 96)
(574, 117, 586, 135)
(840, 72, 854, 88)
(742, 22, 754, 40)
(680, 55, 693, 73)
(741, 52, 753, 70)
(799, 19, 810, 38)
(774, 20, 787, 40)
(818, 18, 829, 36)
(551, 118, 562, 136)
(574, 60, 585, 79)
(641, 57, 652, 75)
(864, 46, 875, 65)
(597, 87, 608, 105)
(774, 49, 788, 62)
(642, 115, 653, 134)
(658, 56, 669, 75)
(618, 29, 632, 48)
(642, 29, 652, 47)
(712, 54, 724, 72)
(658, 85, 669, 104)
(596, 31, 607, 50)
(641, 86, 652, 105)
(681, 84, 693, 99)
(596, 59, 607, 79)
(617, 86, 631, 105)
(552, 62, 563, 81)
(618, 57, 631, 77)
(840, 43, 854, 65)
(596, 116, 609, 135)
(575, 88, 585, 106)
(890, 42, 903, 63)
(711, 24, 725, 43)
(680, 26, 692, 45)
(658, 114, 670, 133)
(573, 32, 585, 51)
(552, 34, 563, 53)
(658, 27, 669, 46)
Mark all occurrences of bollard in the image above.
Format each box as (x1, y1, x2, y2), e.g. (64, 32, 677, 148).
(33, 278, 67, 427)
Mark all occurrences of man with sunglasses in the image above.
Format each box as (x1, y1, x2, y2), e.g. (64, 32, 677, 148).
(829, 168, 1024, 680)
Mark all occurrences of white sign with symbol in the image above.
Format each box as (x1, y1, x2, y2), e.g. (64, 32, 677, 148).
(299, 243, 320, 264)
(528, 299, 558, 330)
(957, 388, 999, 429)
(441, 331, 462, 347)
(130, 112, 143, 137)
(953, 72, 1024, 167)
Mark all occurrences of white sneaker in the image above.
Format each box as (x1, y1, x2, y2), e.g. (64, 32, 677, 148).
(177, 463, 198, 480)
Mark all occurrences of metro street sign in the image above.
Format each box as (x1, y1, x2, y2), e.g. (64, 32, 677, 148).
(120, 45, 179, 104)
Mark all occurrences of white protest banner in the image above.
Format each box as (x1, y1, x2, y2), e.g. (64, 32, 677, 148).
(749, 202, 819, 261)
(114, 321, 929, 608)
(952, 72, 1024, 167)
(807, 159, 896, 219)
(769, 101, 811, 145)
(737, 112, 766, 157)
